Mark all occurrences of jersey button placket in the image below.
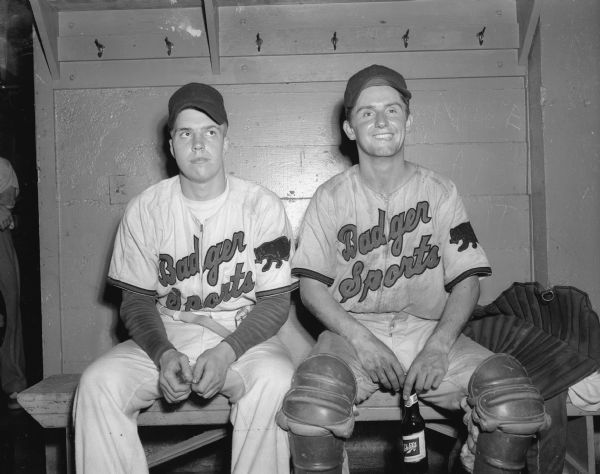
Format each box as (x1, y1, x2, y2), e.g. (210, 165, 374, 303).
(198, 221, 204, 302)
(377, 196, 390, 313)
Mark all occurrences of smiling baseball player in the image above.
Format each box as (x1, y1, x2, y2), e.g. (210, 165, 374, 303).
(73, 83, 297, 474)
(277, 65, 547, 473)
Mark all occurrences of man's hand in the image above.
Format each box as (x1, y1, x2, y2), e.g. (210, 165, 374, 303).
(191, 342, 236, 399)
(350, 327, 405, 393)
(0, 206, 13, 231)
(401, 276, 480, 400)
(158, 348, 193, 403)
(402, 345, 449, 400)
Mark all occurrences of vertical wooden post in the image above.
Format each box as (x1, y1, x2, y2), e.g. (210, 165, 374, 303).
(203, 0, 220, 74)
(29, 0, 60, 79)
(33, 32, 63, 376)
(517, 0, 541, 65)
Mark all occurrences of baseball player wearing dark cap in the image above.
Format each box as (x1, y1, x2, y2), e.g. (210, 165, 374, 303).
(277, 65, 547, 473)
(74, 83, 298, 474)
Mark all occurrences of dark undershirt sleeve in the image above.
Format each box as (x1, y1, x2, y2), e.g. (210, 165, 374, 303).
(223, 292, 291, 359)
(120, 290, 175, 367)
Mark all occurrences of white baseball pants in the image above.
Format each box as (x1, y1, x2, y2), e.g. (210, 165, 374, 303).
(73, 315, 294, 474)
(312, 311, 493, 409)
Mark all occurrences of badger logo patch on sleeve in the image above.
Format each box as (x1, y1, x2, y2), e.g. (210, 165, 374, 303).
(449, 222, 479, 252)
(254, 236, 291, 271)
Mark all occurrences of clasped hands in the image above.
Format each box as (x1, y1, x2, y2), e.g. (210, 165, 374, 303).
(0, 206, 14, 231)
(350, 328, 449, 401)
(158, 343, 236, 403)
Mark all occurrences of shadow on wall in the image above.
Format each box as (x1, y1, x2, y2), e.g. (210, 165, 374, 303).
(159, 120, 180, 179)
(100, 116, 180, 344)
(337, 102, 359, 166)
(98, 218, 126, 345)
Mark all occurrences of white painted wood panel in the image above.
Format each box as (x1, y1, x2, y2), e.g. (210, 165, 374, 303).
(220, 24, 518, 56)
(219, 1, 517, 32)
(224, 85, 526, 146)
(227, 142, 527, 198)
(56, 50, 524, 89)
(58, 8, 207, 37)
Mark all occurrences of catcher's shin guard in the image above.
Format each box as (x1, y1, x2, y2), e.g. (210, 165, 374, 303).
(466, 354, 550, 473)
(288, 433, 345, 474)
(276, 354, 357, 473)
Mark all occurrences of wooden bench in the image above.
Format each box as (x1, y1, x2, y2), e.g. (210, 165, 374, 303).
(18, 373, 599, 474)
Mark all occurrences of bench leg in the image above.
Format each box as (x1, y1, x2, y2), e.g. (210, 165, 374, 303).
(41, 426, 74, 474)
(565, 415, 596, 474)
(585, 415, 596, 474)
(66, 423, 74, 474)
(43, 429, 64, 474)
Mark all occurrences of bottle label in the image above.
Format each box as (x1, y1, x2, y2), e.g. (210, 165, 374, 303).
(402, 430, 426, 462)
(405, 393, 419, 407)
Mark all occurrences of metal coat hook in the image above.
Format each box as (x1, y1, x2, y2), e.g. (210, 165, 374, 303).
(164, 37, 174, 56)
(94, 39, 104, 58)
(331, 31, 338, 51)
(402, 29, 410, 49)
(477, 26, 486, 46)
(256, 33, 263, 52)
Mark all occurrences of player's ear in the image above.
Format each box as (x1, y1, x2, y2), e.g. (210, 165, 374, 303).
(169, 137, 174, 157)
(223, 136, 230, 154)
(405, 113, 413, 132)
(343, 120, 356, 141)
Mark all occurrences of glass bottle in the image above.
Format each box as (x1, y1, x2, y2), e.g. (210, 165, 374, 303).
(401, 390, 428, 473)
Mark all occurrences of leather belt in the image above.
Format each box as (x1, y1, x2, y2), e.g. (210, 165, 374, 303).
(158, 305, 253, 339)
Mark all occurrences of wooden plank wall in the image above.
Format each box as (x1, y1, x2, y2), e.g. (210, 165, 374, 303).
(35, 0, 530, 374)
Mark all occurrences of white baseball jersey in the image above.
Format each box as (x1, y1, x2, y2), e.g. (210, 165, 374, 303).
(291, 164, 491, 320)
(108, 175, 297, 314)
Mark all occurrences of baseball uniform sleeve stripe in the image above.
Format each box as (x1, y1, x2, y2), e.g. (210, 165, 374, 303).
(223, 292, 291, 358)
(444, 267, 492, 293)
(107, 277, 157, 297)
(291, 268, 334, 287)
(120, 290, 174, 366)
(255, 281, 299, 298)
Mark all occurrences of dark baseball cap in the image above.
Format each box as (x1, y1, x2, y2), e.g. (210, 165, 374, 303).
(343, 65, 412, 112)
(168, 83, 228, 129)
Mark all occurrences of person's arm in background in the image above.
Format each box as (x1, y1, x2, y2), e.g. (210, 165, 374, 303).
(0, 187, 17, 230)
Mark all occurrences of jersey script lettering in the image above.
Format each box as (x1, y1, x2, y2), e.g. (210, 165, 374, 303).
(158, 231, 255, 310)
(337, 201, 431, 261)
(336, 203, 441, 303)
(158, 231, 246, 287)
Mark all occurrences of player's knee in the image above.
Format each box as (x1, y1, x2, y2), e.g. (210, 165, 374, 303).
(254, 356, 294, 398)
(277, 355, 354, 474)
(78, 357, 123, 401)
(277, 353, 357, 439)
(465, 353, 550, 472)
